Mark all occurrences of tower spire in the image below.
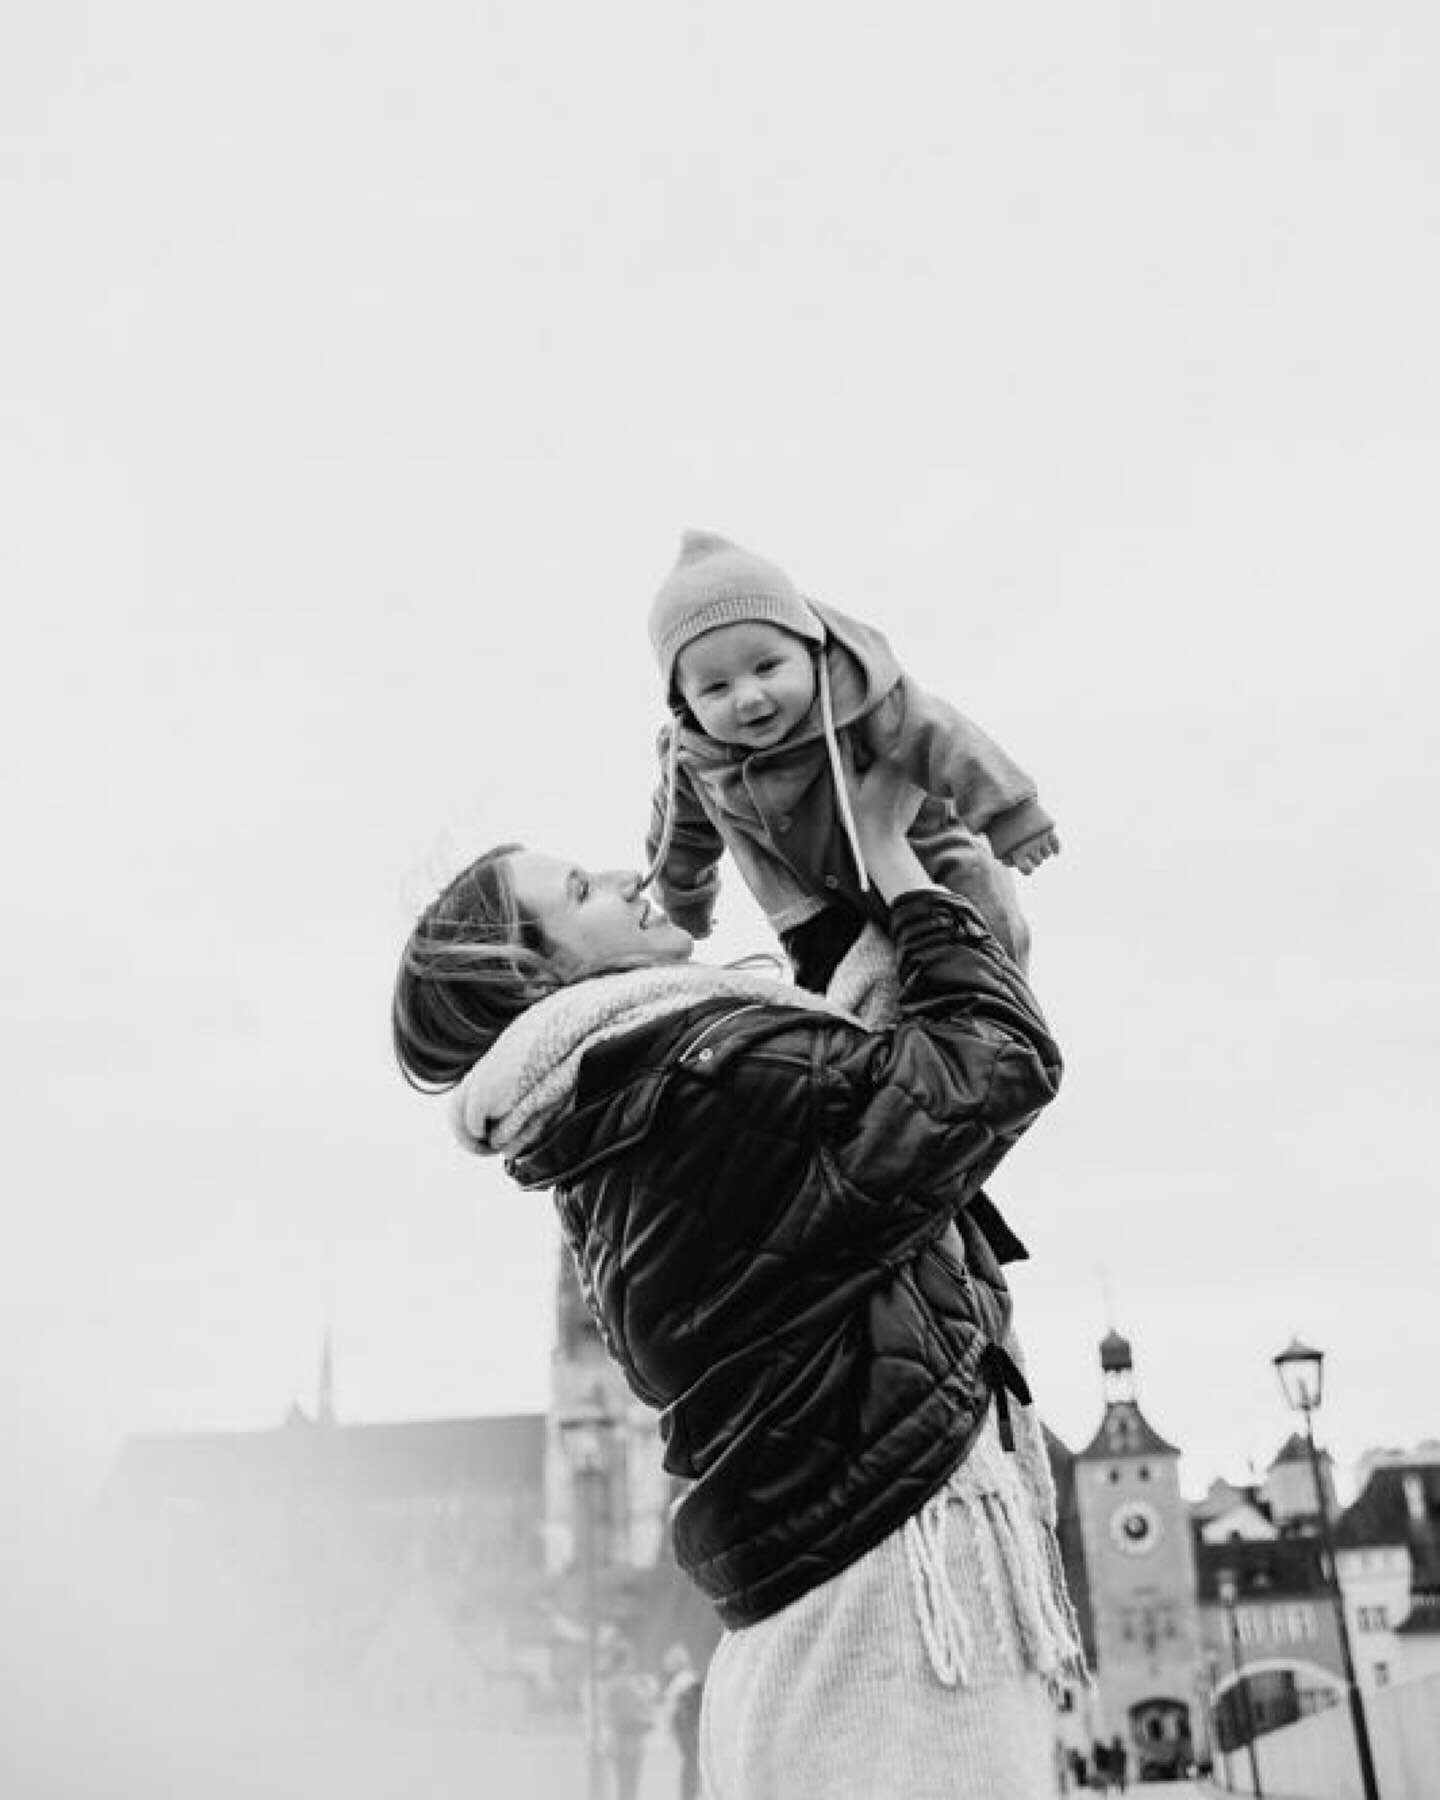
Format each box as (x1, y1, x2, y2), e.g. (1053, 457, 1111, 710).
(317, 1327, 335, 1426)
(1099, 1324, 1136, 1406)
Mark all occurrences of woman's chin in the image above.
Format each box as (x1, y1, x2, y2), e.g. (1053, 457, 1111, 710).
(642, 914, 694, 960)
(649, 930, 694, 964)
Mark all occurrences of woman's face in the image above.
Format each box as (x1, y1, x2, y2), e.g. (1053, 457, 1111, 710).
(507, 851, 694, 980)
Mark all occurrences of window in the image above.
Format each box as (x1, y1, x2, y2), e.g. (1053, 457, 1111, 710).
(1236, 1610, 1262, 1647)
(1139, 1465, 1151, 1481)
(1375, 1663, 1391, 1687)
(1357, 1606, 1389, 1632)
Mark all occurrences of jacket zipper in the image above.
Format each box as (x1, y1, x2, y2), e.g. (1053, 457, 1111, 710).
(678, 1003, 766, 1065)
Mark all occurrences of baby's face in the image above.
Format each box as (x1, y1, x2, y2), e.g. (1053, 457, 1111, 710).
(676, 621, 817, 751)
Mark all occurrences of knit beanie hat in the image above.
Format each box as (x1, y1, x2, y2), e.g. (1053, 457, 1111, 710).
(648, 530, 825, 697)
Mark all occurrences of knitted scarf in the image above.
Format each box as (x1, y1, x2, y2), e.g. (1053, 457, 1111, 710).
(450, 925, 899, 1158)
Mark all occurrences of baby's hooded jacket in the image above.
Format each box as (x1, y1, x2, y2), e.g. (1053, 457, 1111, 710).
(646, 597, 1054, 939)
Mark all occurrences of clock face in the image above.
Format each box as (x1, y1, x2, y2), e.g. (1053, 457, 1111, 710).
(1110, 1498, 1163, 1556)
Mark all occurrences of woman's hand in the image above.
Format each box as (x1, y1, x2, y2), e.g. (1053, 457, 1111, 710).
(849, 759, 941, 902)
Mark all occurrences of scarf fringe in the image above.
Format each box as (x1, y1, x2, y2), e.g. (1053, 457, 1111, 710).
(903, 1470, 1089, 1693)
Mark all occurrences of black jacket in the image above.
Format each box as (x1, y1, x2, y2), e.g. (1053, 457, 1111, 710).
(509, 890, 1062, 1627)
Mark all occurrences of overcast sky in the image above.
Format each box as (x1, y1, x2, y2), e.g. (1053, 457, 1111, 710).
(4, 1, 1437, 1525)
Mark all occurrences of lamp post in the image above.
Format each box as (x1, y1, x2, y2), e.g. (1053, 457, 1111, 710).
(1217, 1568, 1264, 1798)
(1273, 1337, 1382, 1800)
(1201, 1654, 1230, 1792)
(559, 1392, 616, 1800)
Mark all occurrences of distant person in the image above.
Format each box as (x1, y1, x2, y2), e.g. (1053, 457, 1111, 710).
(643, 529, 1057, 988)
(393, 762, 1085, 1797)
(662, 1642, 704, 1800)
(1109, 1733, 1129, 1793)
(599, 1639, 655, 1800)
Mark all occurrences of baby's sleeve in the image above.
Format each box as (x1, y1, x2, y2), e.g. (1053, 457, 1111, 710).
(645, 728, 725, 939)
(869, 677, 1056, 860)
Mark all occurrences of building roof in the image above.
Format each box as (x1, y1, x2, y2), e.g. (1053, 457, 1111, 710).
(1193, 1532, 1329, 1603)
(1099, 1329, 1133, 1374)
(1336, 1462, 1440, 1566)
(107, 1411, 547, 1510)
(1193, 1478, 1268, 1525)
(1076, 1399, 1181, 1462)
(1269, 1431, 1319, 1468)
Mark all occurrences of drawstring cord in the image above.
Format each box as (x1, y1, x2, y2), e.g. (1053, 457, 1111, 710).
(979, 1340, 1032, 1453)
(817, 653, 870, 894)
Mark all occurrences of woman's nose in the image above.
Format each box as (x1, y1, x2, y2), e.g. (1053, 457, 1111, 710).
(607, 870, 642, 900)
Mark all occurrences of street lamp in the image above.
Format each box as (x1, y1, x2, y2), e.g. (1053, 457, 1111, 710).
(558, 1391, 616, 1800)
(1273, 1337, 1382, 1800)
(1200, 1654, 1229, 1792)
(1216, 1567, 1264, 1798)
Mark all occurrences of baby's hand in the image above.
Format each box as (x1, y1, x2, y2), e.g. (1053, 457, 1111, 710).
(1005, 829, 1060, 876)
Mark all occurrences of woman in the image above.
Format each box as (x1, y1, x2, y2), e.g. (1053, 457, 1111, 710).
(392, 766, 1084, 1799)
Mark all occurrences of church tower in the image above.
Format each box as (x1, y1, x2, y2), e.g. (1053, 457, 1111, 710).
(543, 1247, 670, 1577)
(1073, 1330, 1205, 1773)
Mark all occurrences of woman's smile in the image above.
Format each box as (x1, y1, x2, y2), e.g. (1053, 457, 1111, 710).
(507, 850, 693, 975)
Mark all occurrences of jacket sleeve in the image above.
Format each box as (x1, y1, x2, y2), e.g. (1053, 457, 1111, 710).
(645, 725, 725, 939)
(818, 889, 1061, 1247)
(866, 676, 1056, 861)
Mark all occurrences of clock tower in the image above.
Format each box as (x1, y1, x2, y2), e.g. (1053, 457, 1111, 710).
(1073, 1329, 1204, 1777)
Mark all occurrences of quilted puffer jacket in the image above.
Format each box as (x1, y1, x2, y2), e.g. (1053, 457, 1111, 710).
(507, 890, 1062, 1627)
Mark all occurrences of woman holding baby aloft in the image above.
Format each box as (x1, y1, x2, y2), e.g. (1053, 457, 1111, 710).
(393, 758, 1083, 1800)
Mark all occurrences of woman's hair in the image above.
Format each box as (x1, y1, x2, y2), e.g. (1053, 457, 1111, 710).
(392, 844, 558, 1092)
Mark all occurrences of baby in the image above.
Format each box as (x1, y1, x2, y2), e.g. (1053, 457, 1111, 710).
(644, 530, 1058, 988)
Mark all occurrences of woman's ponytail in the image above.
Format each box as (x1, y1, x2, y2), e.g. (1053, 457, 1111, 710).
(392, 845, 556, 1091)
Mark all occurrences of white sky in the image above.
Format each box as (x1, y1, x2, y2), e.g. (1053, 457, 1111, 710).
(3, 1, 1437, 1519)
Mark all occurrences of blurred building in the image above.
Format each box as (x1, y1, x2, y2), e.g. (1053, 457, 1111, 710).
(105, 1365, 551, 1721)
(1066, 1328, 1204, 1778)
(103, 1277, 1438, 1755)
(1048, 1329, 1440, 1780)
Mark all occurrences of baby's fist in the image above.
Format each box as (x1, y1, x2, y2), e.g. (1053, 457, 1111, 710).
(1005, 829, 1060, 876)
